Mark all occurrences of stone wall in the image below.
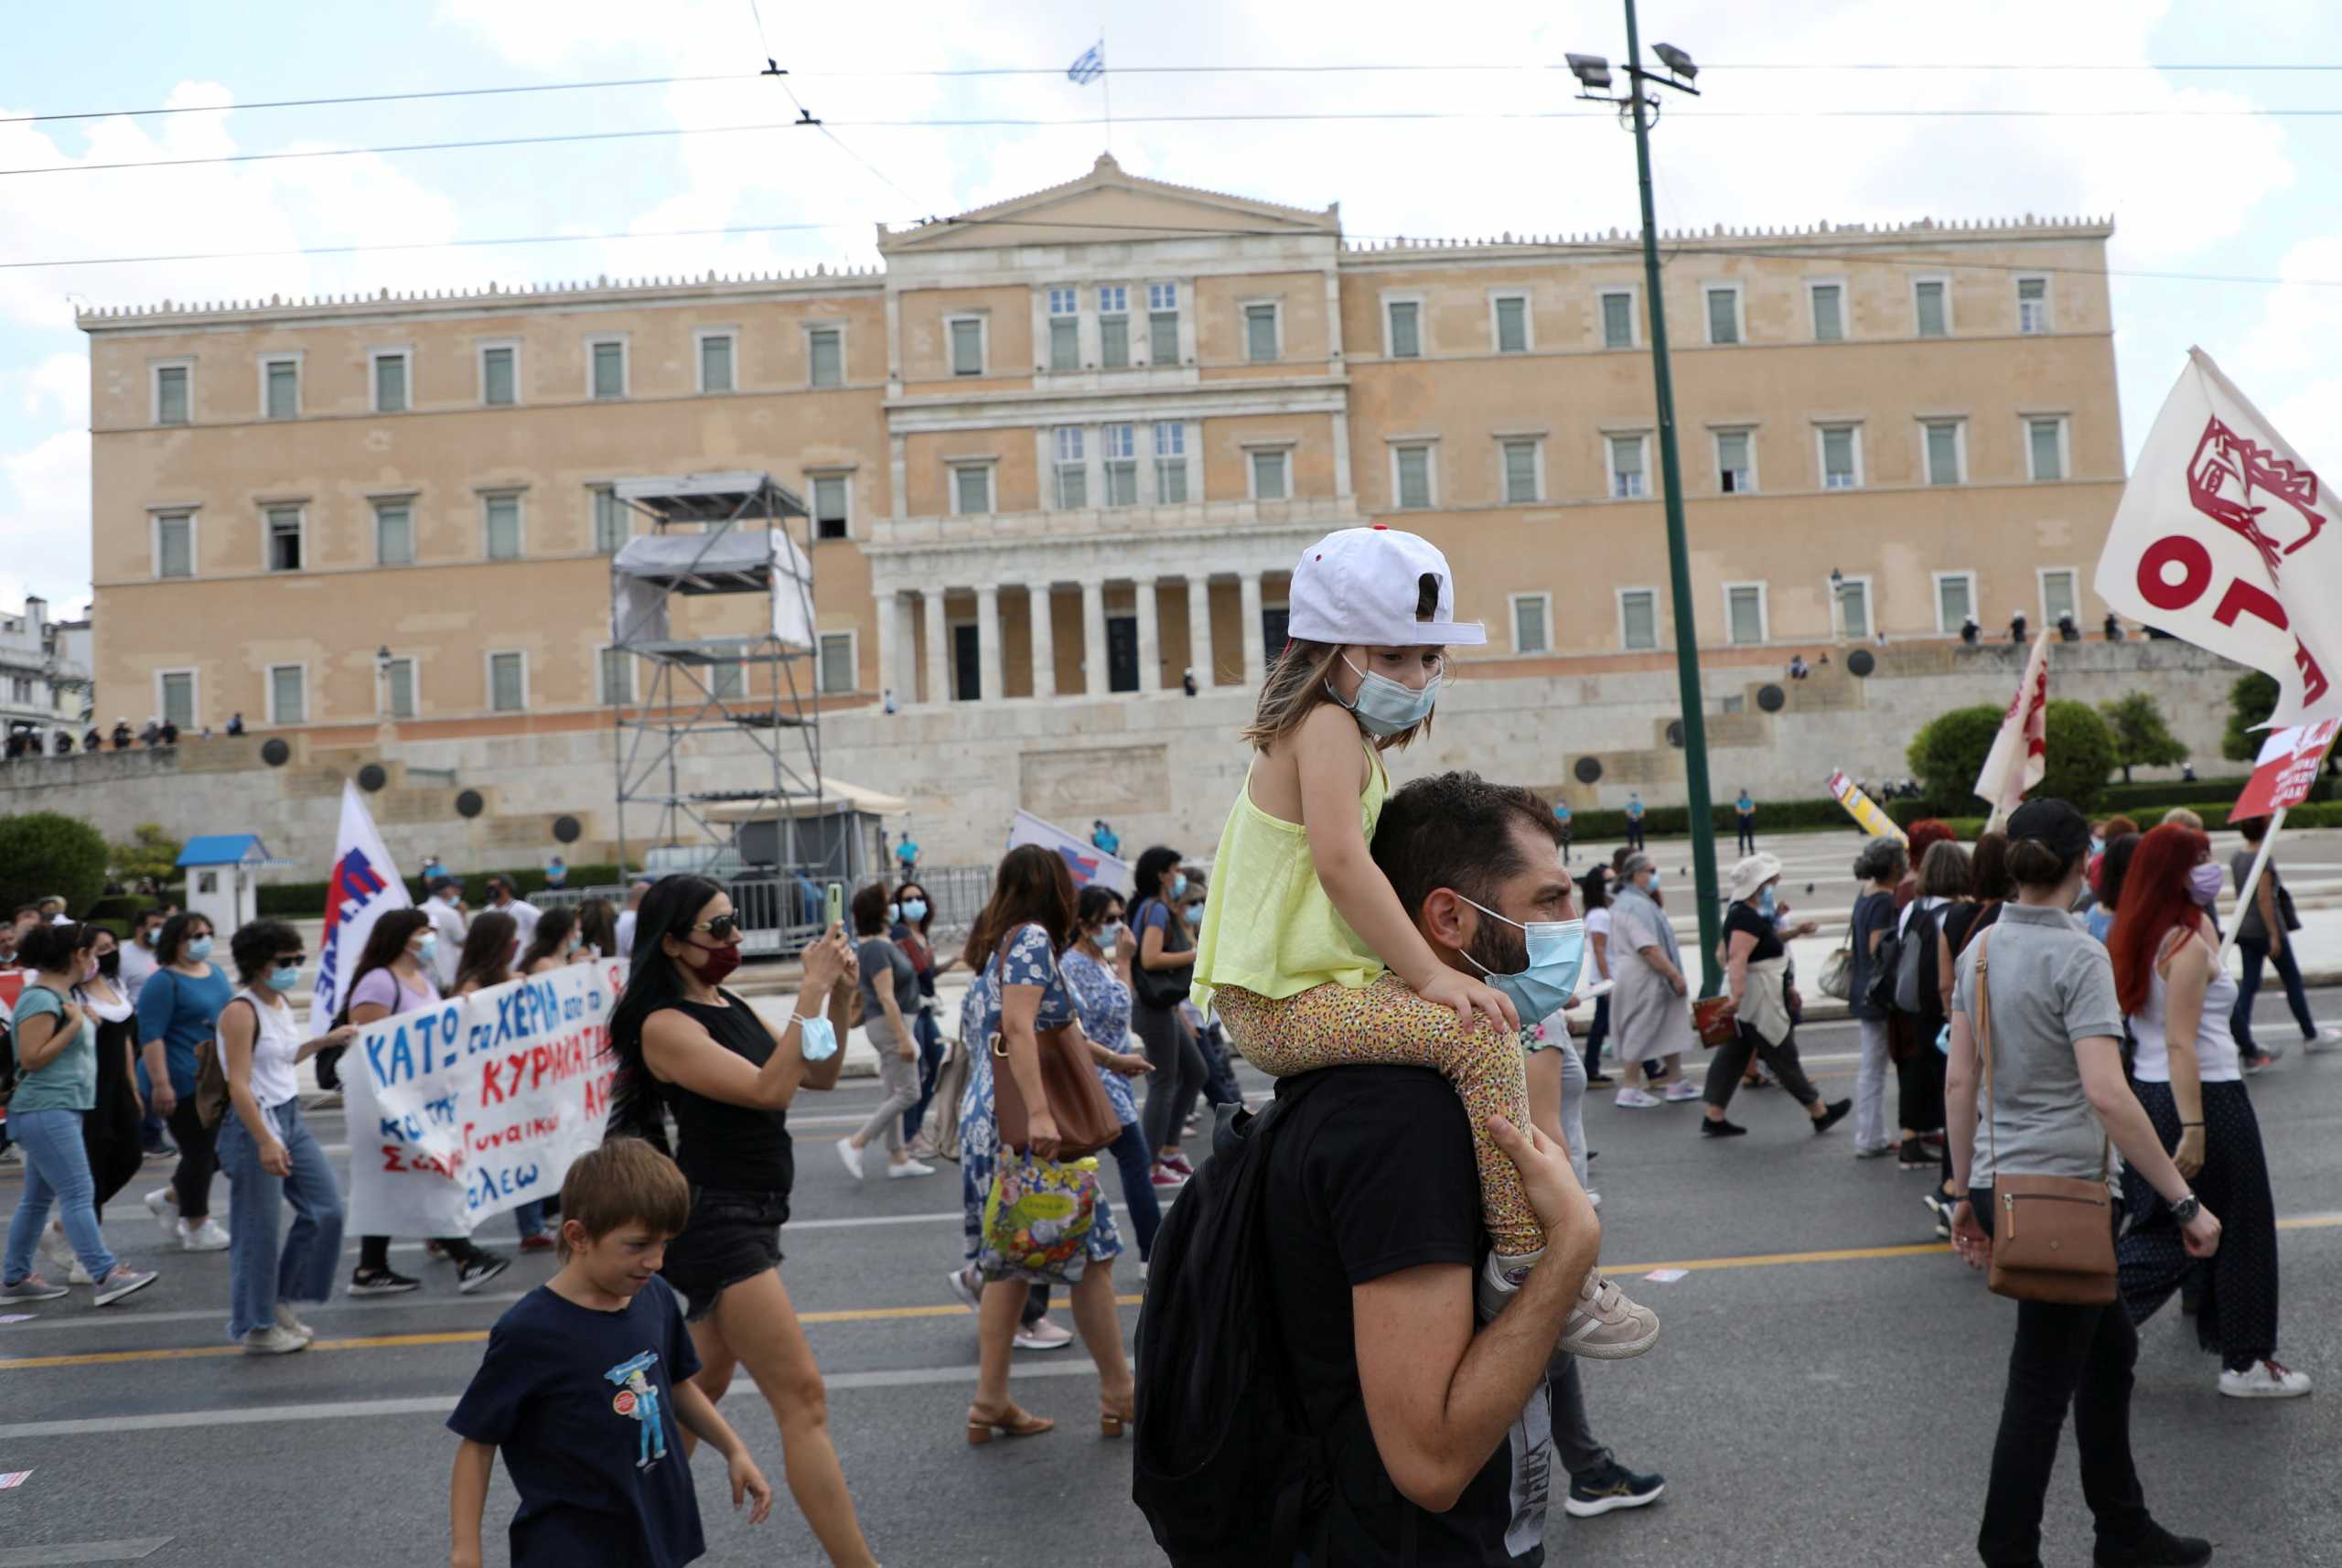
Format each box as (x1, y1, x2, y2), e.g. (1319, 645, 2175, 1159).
(0, 639, 2244, 879)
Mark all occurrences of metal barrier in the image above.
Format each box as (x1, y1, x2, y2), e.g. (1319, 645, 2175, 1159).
(533, 865, 1001, 958)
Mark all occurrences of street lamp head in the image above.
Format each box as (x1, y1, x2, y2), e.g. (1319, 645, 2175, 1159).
(1830, 567, 1844, 590)
(1565, 53, 1614, 91)
(374, 645, 392, 675)
(1652, 43, 1698, 81)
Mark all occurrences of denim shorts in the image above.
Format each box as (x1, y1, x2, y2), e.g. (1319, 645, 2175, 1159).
(661, 1187, 789, 1322)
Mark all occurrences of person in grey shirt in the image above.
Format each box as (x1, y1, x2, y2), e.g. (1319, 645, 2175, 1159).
(1944, 799, 2221, 1568)
(836, 882, 933, 1183)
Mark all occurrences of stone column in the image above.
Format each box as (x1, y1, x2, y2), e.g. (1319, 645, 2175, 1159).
(1133, 575, 1160, 693)
(873, 588, 895, 703)
(1186, 575, 1214, 689)
(1241, 572, 1266, 684)
(975, 583, 1003, 704)
(1081, 578, 1108, 697)
(922, 588, 948, 705)
(1030, 583, 1057, 699)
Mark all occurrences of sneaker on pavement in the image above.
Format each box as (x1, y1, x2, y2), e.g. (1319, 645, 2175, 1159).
(0, 1273, 70, 1303)
(2218, 1359, 2312, 1400)
(274, 1302, 317, 1341)
(906, 1132, 940, 1160)
(886, 1159, 937, 1179)
(1661, 1081, 1702, 1103)
(242, 1324, 310, 1355)
(1811, 1099, 1854, 1135)
(1855, 1143, 1896, 1159)
(39, 1223, 74, 1276)
(2093, 1521, 2215, 1568)
(67, 1257, 95, 1286)
(2244, 1047, 2281, 1075)
(1150, 1163, 1187, 1191)
(92, 1266, 159, 1306)
(457, 1253, 512, 1294)
(145, 1186, 179, 1240)
(835, 1136, 866, 1181)
(1563, 1459, 1667, 1519)
(1898, 1143, 1939, 1170)
(1614, 1087, 1660, 1109)
(1012, 1318, 1075, 1351)
(1923, 1191, 1957, 1240)
(178, 1217, 231, 1251)
(1162, 1151, 1197, 1177)
(945, 1265, 983, 1313)
(1556, 1269, 1662, 1360)
(2306, 1026, 2342, 1055)
(1585, 1072, 1616, 1089)
(517, 1232, 556, 1253)
(1699, 1117, 1747, 1138)
(349, 1267, 421, 1296)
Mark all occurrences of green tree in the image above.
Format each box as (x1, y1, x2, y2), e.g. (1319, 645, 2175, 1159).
(1907, 699, 2118, 812)
(0, 812, 110, 918)
(109, 822, 182, 887)
(2098, 693, 2188, 784)
(2222, 671, 2280, 763)
(2041, 700, 2119, 811)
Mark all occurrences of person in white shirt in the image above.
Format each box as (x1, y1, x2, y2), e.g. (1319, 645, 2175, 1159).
(39, 896, 70, 925)
(483, 876, 542, 949)
(117, 910, 166, 1003)
(613, 875, 654, 960)
(421, 878, 470, 992)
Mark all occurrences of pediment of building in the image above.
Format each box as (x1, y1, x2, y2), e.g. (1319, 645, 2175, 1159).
(876, 153, 1339, 254)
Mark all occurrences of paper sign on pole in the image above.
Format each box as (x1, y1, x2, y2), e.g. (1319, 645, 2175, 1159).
(311, 781, 412, 1029)
(2231, 719, 2340, 822)
(1826, 772, 1907, 843)
(1006, 809, 1133, 892)
(2094, 349, 2341, 731)
(1974, 631, 2052, 829)
(344, 959, 625, 1238)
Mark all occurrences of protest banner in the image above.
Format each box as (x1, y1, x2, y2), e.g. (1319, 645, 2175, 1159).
(1825, 772, 1907, 843)
(2094, 349, 2342, 731)
(2219, 719, 2342, 967)
(345, 958, 625, 1237)
(311, 782, 411, 1029)
(1973, 630, 2051, 830)
(1007, 809, 1133, 891)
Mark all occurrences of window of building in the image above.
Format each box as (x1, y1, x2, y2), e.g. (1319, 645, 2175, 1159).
(1725, 583, 1767, 646)
(1914, 278, 1950, 338)
(1704, 284, 1743, 346)
(267, 664, 306, 725)
(1501, 438, 1542, 505)
(488, 650, 526, 713)
(1392, 444, 1434, 510)
(598, 647, 634, 705)
(589, 338, 627, 399)
(1054, 426, 1087, 510)
(1619, 588, 1659, 651)
(1047, 289, 1079, 371)
(951, 463, 994, 516)
(1810, 282, 1845, 342)
(264, 506, 303, 572)
(263, 356, 300, 420)
(10, 675, 30, 703)
(2041, 568, 2079, 626)
(1599, 288, 1636, 349)
(1608, 434, 1648, 499)
(2018, 276, 2051, 335)
(817, 631, 856, 694)
(1834, 575, 1874, 639)
(384, 656, 416, 719)
(484, 493, 523, 560)
(2027, 416, 2068, 482)
(1924, 420, 1965, 486)
(1102, 424, 1137, 507)
(1715, 428, 1755, 494)
(808, 327, 843, 388)
(1147, 282, 1179, 363)
(480, 343, 518, 406)
(374, 499, 414, 565)
(950, 317, 986, 377)
(1386, 299, 1422, 359)
(156, 511, 195, 578)
(1935, 571, 1975, 633)
(155, 361, 191, 425)
(811, 474, 849, 539)
(1154, 422, 1188, 503)
(371, 351, 409, 413)
(158, 671, 197, 730)
(1250, 448, 1290, 501)
(1820, 424, 1862, 489)
(1509, 593, 1552, 654)
(1099, 285, 1130, 370)
(592, 488, 628, 553)
(710, 660, 746, 699)
(1492, 294, 1530, 354)
(1244, 303, 1281, 363)
(697, 330, 736, 393)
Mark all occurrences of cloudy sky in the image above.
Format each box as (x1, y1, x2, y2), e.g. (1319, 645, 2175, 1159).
(5, 0, 2339, 618)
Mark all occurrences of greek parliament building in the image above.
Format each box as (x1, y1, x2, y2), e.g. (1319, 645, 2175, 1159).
(67, 156, 2140, 865)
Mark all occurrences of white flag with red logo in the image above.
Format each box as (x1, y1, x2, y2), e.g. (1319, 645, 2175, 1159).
(311, 781, 411, 1028)
(2094, 349, 2341, 729)
(1974, 630, 2051, 824)
(2231, 719, 2340, 821)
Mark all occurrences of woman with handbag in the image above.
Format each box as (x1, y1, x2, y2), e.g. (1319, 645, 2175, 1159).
(1060, 885, 1164, 1262)
(1847, 838, 1907, 1157)
(2228, 813, 2338, 1069)
(1128, 844, 1206, 1189)
(957, 844, 1139, 1445)
(1699, 855, 1851, 1139)
(2110, 824, 2309, 1400)
(1944, 800, 2221, 1568)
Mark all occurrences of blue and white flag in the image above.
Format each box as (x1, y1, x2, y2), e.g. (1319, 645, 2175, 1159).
(1068, 41, 1105, 85)
(1008, 809, 1131, 892)
(312, 781, 411, 1028)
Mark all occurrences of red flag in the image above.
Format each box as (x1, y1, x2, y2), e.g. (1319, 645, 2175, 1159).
(2231, 719, 2340, 821)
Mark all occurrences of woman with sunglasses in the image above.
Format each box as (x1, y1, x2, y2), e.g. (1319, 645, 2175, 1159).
(215, 920, 356, 1353)
(607, 877, 881, 1568)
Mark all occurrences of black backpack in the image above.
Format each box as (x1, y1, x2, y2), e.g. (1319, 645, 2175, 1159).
(1134, 1071, 1358, 1567)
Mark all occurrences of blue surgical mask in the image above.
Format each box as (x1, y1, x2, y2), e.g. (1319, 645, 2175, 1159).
(902, 897, 929, 923)
(1170, 873, 1188, 900)
(268, 964, 301, 993)
(799, 1013, 839, 1061)
(414, 934, 438, 963)
(1457, 897, 1587, 1026)
(140, 929, 157, 946)
(1328, 656, 1440, 738)
(1642, 869, 1660, 893)
(186, 936, 214, 961)
(886, 903, 900, 926)
(1757, 886, 1777, 918)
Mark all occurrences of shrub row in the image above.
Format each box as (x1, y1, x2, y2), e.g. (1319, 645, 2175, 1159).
(2092, 775, 2329, 814)
(1564, 795, 1856, 841)
(255, 863, 625, 918)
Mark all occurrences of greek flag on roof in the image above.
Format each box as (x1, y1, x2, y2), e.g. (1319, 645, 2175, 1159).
(1068, 41, 1105, 84)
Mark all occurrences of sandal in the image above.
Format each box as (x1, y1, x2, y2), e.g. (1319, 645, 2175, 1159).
(967, 1401, 1055, 1445)
(1101, 1389, 1136, 1440)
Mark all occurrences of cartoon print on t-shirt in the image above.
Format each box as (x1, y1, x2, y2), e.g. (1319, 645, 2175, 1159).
(604, 1351, 668, 1469)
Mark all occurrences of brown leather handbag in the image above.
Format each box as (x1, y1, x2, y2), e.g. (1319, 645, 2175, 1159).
(988, 929, 1121, 1160)
(1975, 928, 2119, 1305)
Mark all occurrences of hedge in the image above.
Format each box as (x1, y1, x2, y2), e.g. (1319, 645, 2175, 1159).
(1564, 795, 1862, 841)
(257, 862, 626, 918)
(2091, 776, 2330, 814)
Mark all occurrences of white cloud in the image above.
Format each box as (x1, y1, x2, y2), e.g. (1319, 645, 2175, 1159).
(2235, 237, 2342, 476)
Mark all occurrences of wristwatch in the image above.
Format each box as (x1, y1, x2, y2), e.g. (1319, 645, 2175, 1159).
(2169, 1193, 2202, 1225)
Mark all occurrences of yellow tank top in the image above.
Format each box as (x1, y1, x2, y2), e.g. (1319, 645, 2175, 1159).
(1190, 746, 1387, 1007)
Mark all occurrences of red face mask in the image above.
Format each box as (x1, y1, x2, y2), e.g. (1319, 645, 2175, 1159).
(682, 939, 741, 986)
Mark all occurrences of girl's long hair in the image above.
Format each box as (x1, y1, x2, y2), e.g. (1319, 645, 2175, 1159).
(2109, 824, 2212, 1018)
(575, 897, 618, 960)
(967, 844, 1077, 972)
(453, 910, 518, 994)
(606, 875, 725, 1144)
(340, 908, 434, 1020)
(518, 906, 579, 972)
(1239, 637, 1434, 755)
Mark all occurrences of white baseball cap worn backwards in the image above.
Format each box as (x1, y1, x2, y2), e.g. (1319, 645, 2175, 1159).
(1284, 526, 1487, 648)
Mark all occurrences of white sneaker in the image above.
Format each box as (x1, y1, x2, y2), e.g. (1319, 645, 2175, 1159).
(906, 1132, 940, 1160)
(145, 1187, 179, 1240)
(1587, 1190, 1604, 1210)
(274, 1302, 317, 1342)
(242, 1324, 310, 1355)
(1013, 1318, 1075, 1351)
(39, 1223, 74, 1277)
(945, 1264, 982, 1313)
(178, 1218, 231, 1252)
(2306, 1027, 2342, 1055)
(886, 1159, 936, 1179)
(835, 1137, 865, 1181)
(2219, 1359, 2312, 1399)
(1614, 1088, 1660, 1109)
(1662, 1081, 1703, 1103)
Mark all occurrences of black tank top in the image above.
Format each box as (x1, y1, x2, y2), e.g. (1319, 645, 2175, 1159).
(659, 994, 794, 1194)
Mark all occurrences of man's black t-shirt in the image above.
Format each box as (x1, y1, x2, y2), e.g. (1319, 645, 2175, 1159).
(1723, 899, 1785, 962)
(1261, 1067, 1552, 1566)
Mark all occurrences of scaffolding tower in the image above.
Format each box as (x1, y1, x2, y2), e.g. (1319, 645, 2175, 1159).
(607, 472, 833, 886)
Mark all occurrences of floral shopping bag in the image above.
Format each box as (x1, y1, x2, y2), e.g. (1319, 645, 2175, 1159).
(980, 1152, 1101, 1283)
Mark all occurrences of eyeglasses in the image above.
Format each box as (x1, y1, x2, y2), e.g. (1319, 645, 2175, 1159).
(276, 953, 307, 967)
(689, 915, 739, 941)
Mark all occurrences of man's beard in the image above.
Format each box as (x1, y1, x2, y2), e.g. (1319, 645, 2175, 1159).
(1465, 908, 1527, 980)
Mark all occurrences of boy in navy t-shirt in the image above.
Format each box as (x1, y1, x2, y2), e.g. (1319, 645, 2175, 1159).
(449, 1140, 771, 1568)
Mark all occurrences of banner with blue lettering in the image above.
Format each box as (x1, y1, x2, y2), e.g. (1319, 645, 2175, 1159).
(345, 958, 625, 1237)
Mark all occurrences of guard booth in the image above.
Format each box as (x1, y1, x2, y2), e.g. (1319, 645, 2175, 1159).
(177, 833, 272, 938)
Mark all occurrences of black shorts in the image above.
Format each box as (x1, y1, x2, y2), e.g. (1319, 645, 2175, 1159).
(661, 1187, 790, 1322)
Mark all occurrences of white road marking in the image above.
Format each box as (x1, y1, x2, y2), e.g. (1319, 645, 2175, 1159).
(0, 1542, 174, 1565)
